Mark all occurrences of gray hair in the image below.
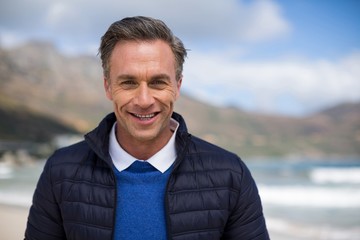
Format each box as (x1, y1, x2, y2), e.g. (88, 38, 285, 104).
(99, 16, 187, 80)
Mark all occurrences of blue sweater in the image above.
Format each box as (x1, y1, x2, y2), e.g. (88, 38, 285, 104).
(113, 161, 172, 240)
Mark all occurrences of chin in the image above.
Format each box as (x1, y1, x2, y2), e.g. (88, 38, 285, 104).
(132, 132, 158, 143)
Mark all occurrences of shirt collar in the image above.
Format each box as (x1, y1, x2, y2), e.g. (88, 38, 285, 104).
(109, 118, 179, 173)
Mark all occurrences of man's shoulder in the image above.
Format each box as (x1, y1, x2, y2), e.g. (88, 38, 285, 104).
(47, 140, 91, 166)
(189, 135, 238, 158)
(185, 135, 244, 171)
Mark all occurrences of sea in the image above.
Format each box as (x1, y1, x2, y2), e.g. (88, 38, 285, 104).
(0, 155, 359, 240)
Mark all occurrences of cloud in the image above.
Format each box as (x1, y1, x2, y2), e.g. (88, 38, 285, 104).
(182, 51, 360, 115)
(3, 0, 356, 115)
(0, 0, 290, 53)
(235, 0, 291, 42)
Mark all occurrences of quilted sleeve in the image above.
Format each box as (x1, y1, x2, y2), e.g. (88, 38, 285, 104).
(24, 156, 66, 240)
(222, 160, 270, 240)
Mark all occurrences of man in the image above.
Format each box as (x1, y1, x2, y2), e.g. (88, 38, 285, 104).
(25, 16, 269, 240)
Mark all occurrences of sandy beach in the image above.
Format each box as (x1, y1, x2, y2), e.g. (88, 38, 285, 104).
(0, 204, 29, 240)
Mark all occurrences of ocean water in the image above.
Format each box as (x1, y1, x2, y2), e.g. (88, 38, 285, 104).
(247, 158, 360, 240)
(0, 157, 359, 239)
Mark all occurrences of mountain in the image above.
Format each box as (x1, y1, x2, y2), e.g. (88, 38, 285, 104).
(0, 41, 359, 158)
(176, 95, 360, 157)
(0, 98, 78, 142)
(0, 41, 110, 132)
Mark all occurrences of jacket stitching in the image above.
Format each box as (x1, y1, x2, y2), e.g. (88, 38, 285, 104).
(172, 167, 243, 176)
(53, 179, 114, 188)
(61, 200, 114, 210)
(172, 227, 223, 237)
(64, 220, 112, 230)
(168, 186, 239, 194)
(170, 208, 229, 215)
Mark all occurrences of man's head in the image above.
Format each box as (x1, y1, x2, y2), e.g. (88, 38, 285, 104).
(99, 16, 187, 81)
(99, 17, 187, 158)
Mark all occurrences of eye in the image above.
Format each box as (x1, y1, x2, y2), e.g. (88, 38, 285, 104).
(153, 80, 166, 85)
(150, 79, 167, 89)
(122, 80, 136, 85)
(120, 80, 137, 89)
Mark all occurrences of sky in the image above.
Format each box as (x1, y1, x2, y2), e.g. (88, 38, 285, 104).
(0, 0, 359, 116)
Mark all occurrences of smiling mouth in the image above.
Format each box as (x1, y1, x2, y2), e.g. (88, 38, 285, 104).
(132, 113, 157, 121)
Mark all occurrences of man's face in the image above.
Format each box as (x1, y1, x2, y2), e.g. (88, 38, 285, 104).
(105, 40, 182, 146)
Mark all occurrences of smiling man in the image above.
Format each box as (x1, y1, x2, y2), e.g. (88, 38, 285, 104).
(25, 16, 269, 240)
(105, 40, 181, 160)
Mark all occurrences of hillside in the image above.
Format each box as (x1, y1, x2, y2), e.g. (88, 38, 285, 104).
(0, 41, 110, 132)
(176, 96, 360, 157)
(0, 42, 359, 158)
(0, 98, 78, 142)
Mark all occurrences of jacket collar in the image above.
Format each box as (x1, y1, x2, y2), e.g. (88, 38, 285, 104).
(85, 112, 189, 166)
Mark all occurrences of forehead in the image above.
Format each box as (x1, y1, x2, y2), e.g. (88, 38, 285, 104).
(108, 40, 177, 79)
(110, 40, 174, 64)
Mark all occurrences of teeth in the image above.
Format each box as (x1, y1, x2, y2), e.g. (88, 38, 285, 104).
(134, 113, 155, 119)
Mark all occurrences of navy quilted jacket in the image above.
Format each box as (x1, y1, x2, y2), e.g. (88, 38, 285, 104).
(25, 112, 269, 240)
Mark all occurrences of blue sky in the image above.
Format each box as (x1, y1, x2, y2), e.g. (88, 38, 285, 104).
(0, 0, 359, 116)
(273, 0, 360, 59)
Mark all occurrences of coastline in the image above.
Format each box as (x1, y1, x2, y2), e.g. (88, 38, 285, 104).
(1, 158, 360, 240)
(0, 204, 30, 240)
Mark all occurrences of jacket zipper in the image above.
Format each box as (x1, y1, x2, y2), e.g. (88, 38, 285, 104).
(105, 157, 117, 240)
(164, 133, 191, 240)
(111, 169, 117, 240)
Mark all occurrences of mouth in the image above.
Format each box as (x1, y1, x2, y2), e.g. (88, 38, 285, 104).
(131, 112, 158, 121)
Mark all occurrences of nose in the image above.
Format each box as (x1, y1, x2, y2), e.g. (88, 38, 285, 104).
(134, 83, 155, 108)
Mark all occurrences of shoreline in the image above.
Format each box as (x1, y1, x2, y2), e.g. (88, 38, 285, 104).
(0, 204, 30, 239)
(1, 203, 359, 240)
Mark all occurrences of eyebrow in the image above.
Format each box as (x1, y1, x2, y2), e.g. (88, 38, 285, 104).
(116, 74, 136, 81)
(150, 74, 171, 81)
(116, 74, 171, 81)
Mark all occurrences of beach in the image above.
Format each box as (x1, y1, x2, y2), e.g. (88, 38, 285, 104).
(0, 204, 29, 239)
(1, 157, 360, 239)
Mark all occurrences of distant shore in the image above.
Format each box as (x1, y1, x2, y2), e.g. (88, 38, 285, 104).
(0, 204, 29, 240)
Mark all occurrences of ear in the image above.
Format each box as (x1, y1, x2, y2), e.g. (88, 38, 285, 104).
(175, 77, 182, 100)
(104, 78, 113, 100)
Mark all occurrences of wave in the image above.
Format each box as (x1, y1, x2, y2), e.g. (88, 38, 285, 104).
(0, 164, 13, 179)
(310, 167, 360, 184)
(267, 217, 360, 240)
(258, 184, 360, 208)
(0, 191, 32, 208)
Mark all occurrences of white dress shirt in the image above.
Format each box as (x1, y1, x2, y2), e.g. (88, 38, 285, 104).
(109, 118, 179, 173)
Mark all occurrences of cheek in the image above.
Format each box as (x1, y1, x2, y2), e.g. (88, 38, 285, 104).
(174, 87, 180, 100)
(154, 89, 178, 105)
(111, 89, 132, 107)
(104, 81, 113, 100)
